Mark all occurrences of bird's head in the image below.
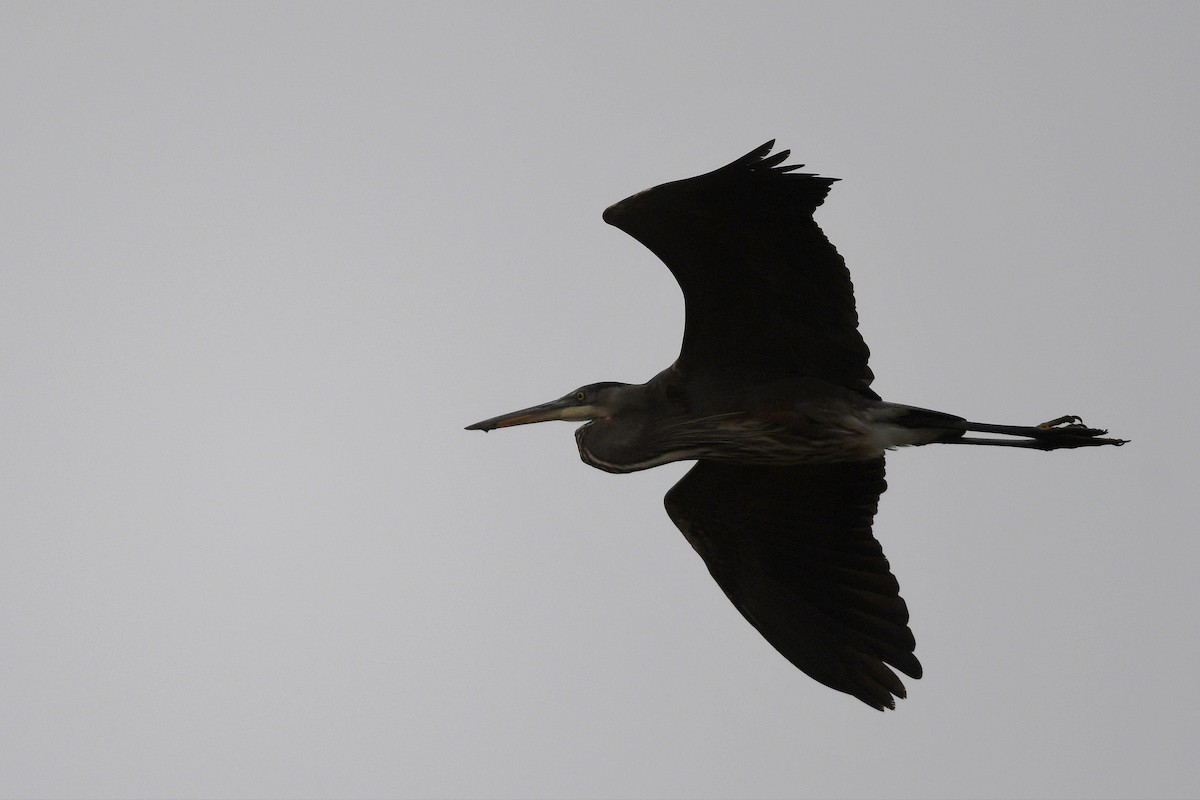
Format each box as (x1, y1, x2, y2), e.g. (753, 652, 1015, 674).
(465, 382, 634, 432)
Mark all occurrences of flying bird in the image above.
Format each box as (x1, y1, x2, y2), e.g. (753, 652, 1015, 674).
(466, 142, 1125, 710)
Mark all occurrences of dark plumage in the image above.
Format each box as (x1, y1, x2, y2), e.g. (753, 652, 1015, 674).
(604, 142, 871, 393)
(468, 142, 1125, 709)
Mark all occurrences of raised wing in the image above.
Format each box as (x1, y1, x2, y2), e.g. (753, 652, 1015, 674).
(603, 141, 874, 394)
(664, 458, 920, 710)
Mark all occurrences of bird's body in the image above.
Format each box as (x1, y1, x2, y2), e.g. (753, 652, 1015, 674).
(467, 142, 1125, 709)
(568, 369, 960, 474)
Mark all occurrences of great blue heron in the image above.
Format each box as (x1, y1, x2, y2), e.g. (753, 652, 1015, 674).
(466, 142, 1125, 710)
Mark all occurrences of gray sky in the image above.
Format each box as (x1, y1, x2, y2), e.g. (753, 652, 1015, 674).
(3, 3, 1197, 798)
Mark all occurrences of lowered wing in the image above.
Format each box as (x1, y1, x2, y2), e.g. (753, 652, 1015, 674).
(664, 458, 921, 709)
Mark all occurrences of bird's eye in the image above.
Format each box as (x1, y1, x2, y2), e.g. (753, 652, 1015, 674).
(575, 391, 586, 402)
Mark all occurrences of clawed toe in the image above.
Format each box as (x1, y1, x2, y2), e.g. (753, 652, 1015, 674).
(1038, 415, 1083, 429)
(1030, 416, 1128, 447)
(1040, 416, 1109, 434)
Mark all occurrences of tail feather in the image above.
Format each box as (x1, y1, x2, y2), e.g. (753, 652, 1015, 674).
(877, 404, 966, 444)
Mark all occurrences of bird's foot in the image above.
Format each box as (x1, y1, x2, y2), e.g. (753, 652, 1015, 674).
(1033, 415, 1127, 448)
(1037, 415, 1082, 429)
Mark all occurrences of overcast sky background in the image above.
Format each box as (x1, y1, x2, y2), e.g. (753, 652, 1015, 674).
(3, 3, 1198, 798)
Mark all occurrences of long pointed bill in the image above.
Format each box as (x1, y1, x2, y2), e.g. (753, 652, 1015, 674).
(465, 396, 596, 432)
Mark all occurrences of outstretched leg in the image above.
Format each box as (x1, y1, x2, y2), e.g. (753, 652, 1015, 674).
(946, 415, 1128, 450)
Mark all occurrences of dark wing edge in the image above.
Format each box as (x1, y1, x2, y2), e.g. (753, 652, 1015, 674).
(600, 141, 873, 392)
(706, 139, 841, 208)
(603, 140, 840, 226)
(664, 459, 920, 710)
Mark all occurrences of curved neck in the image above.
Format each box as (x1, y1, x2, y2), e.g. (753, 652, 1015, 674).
(573, 375, 700, 473)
